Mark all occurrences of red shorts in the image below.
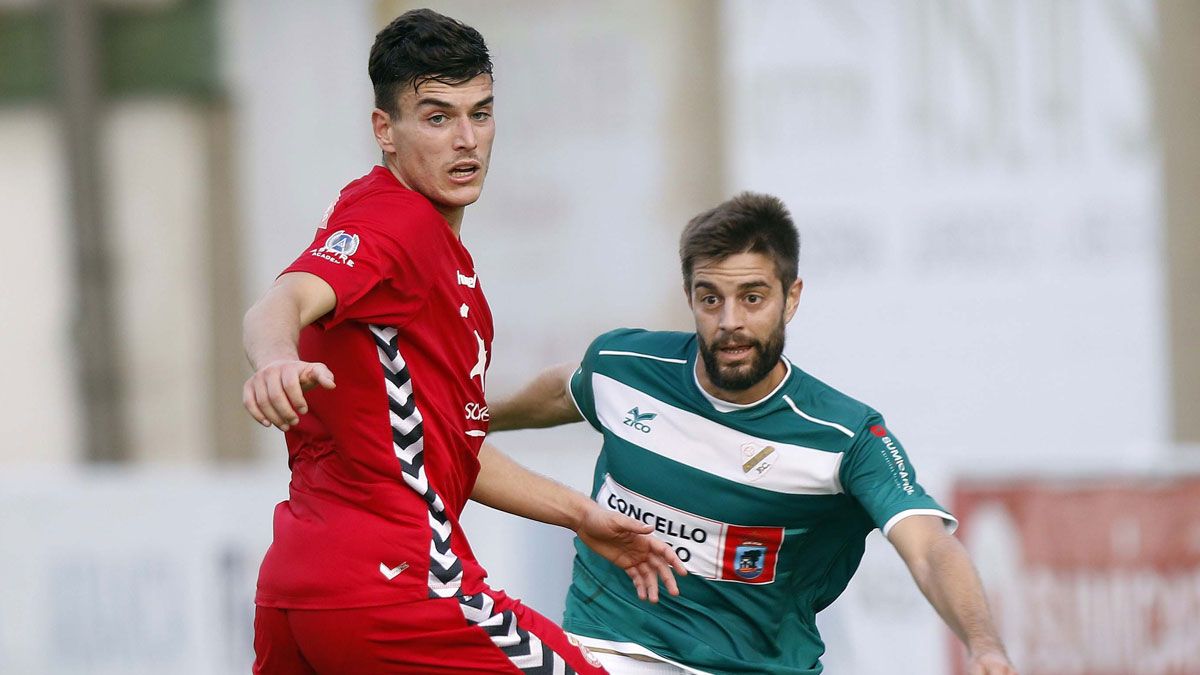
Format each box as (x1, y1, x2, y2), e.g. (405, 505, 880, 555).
(253, 588, 607, 674)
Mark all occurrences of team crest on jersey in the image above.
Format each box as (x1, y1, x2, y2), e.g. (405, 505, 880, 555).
(733, 541, 768, 579)
(310, 230, 359, 267)
(718, 525, 783, 584)
(740, 442, 778, 481)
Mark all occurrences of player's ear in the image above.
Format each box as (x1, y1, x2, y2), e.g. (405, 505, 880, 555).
(784, 278, 803, 322)
(372, 108, 396, 154)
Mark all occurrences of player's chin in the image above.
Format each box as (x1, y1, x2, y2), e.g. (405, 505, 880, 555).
(439, 185, 484, 208)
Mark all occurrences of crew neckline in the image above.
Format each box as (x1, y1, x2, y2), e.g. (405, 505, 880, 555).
(692, 352, 793, 413)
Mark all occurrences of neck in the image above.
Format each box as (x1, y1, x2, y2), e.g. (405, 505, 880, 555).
(382, 156, 464, 236)
(694, 356, 788, 405)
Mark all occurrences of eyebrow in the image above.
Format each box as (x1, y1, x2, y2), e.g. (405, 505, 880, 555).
(415, 95, 494, 111)
(692, 280, 772, 293)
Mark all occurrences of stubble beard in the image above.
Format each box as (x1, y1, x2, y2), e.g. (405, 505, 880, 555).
(698, 315, 787, 392)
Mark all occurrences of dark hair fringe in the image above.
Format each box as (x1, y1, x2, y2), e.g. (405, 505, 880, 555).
(679, 192, 800, 289)
(369, 9, 493, 116)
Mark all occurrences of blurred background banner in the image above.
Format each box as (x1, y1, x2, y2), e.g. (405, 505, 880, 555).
(1, 0, 1197, 673)
(954, 478, 1200, 675)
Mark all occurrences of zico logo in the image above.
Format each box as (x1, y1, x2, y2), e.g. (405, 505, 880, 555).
(623, 407, 657, 433)
(871, 424, 915, 496)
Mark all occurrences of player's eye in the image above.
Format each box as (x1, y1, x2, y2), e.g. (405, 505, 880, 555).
(428, 113, 447, 125)
(471, 111, 492, 122)
(745, 294, 763, 304)
(702, 295, 720, 306)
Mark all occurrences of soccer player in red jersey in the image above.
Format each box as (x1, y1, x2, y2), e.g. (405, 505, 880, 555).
(241, 9, 684, 674)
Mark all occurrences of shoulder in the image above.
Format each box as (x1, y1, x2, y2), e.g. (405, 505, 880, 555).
(588, 329, 694, 364)
(328, 170, 447, 246)
(782, 363, 882, 442)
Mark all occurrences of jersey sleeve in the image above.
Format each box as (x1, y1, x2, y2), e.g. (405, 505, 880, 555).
(282, 216, 432, 329)
(567, 328, 646, 432)
(838, 415, 957, 536)
(567, 333, 609, 432)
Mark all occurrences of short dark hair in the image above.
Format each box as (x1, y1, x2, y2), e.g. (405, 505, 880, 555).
(679, 192, 799, 289)
(369, 9, 493, 117)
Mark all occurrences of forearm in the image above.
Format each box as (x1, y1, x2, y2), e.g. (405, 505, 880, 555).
(488, 363, 583, 431)
(471, 442, 592, 531)
(243, 273, 335, 369)
(910, 534, 1006, 655)
(243, 287, 304, 370)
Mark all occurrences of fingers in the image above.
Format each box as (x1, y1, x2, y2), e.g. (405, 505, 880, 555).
(266, 373, 301, 428)
(243, 360, 333, 432)
(252, 377, 287, 429)
(642, 563, 660, 603)
(655, 539, 688, 577)
(655, 555, 681, 598)
(625, 568, 647, 602)
(303, 363, 337, 390)
(626, 563, 659, 603)
(242, 379, 271, 427)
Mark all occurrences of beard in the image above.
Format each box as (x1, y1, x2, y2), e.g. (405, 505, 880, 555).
(698, 316, 787, 392)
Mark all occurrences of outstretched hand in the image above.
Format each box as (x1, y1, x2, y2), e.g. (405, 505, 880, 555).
(243, 359, 336, 431)
(575, 504, 687, 603)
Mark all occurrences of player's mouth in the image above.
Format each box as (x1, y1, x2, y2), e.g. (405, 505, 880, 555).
(448, 161, 481, 184)
(717, 342, 756, 362)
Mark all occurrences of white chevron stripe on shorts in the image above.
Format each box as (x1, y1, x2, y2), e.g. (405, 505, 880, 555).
(456, 592, 576, 675)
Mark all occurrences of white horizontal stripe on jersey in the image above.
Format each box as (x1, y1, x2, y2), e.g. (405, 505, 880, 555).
(593, 374, 844, 495)
(781, 395, 856, 437)
(598, 350, 689, 364)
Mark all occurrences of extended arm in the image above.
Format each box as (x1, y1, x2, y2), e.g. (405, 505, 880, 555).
(888, 516, 1017, 675)
(472, 442, 686, 602)
(242, 272, 338, 431)
(488, 362, 583, 431)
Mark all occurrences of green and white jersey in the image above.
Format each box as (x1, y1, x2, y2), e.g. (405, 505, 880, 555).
(564, 329, 955, 675)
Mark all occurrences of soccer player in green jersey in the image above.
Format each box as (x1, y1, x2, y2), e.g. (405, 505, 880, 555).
(490, 193, 1016, 675)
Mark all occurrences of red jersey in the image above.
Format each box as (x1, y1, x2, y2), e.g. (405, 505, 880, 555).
(256, 166, 495, 609)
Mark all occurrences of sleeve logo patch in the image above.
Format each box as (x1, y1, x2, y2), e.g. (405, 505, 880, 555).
(310, 230, 359, 267)
(870, 424, 915, 495)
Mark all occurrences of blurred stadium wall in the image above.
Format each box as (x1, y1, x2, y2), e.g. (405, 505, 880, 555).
(0, 1, 1197, 673)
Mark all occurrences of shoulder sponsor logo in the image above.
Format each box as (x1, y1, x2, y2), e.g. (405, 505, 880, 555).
(310, 230, 359, 267)
(623, 407, 656, 433)
(740, 442, 778, 481)
(871, 424, 915, 496)
(597, 474, 783, 584)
